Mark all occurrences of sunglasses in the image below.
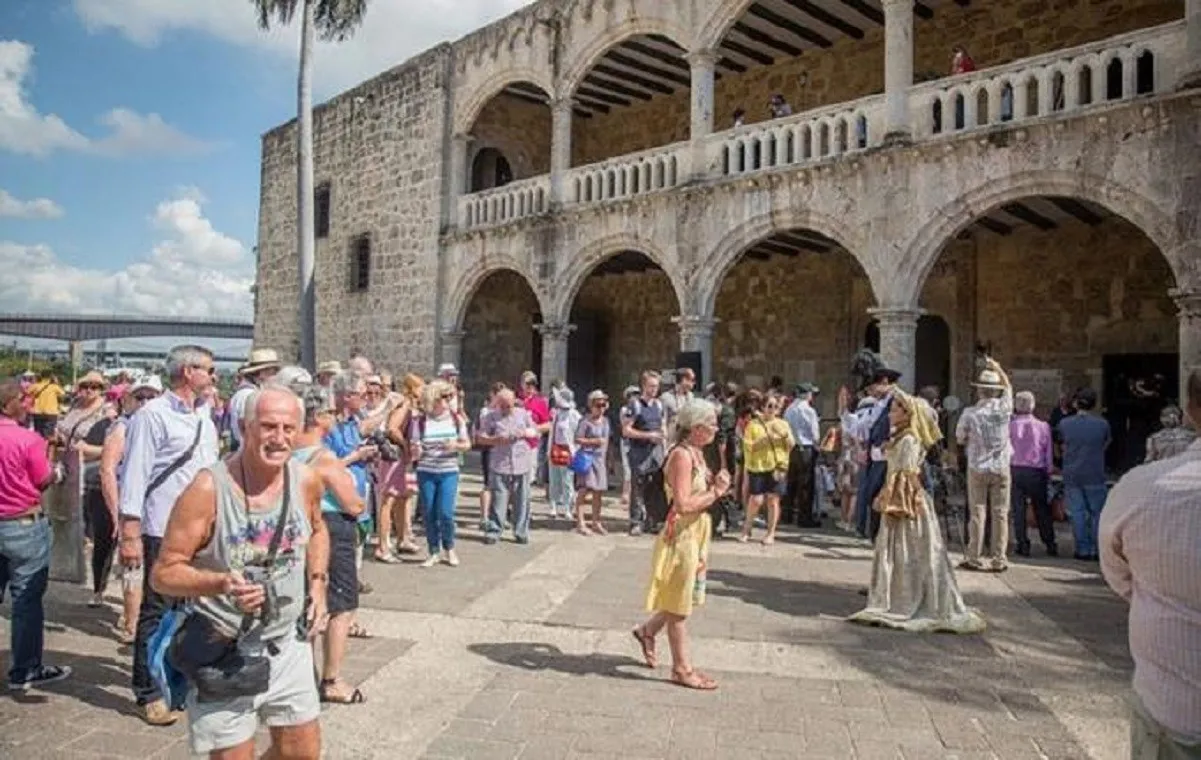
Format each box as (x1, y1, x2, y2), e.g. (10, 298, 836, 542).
(191, 364, 216, 376)
(592, 400, 609, 407)
(78, 384, 103, 391)
(132, 392, 158, 402)
(440, 393, 455, 401)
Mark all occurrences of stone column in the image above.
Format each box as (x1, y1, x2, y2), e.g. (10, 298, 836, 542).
(448, 133, 473, 227)
(536, 322, 575, 391)
(688, 50, 718, 139)
(1180, 0, 1201, 90)
(439, 329, 465, 371)
(549, 98, 573, 206)
(868, 307, 922, 392)
(1172, 288, 1201, 384)
(672, 315, 718, 386)
(881, 0, 914, 144)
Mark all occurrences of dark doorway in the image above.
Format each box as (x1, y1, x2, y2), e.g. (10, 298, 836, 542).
(1102, 353, 1178, 475)
(863, 315, 950, 393)
(567, 312, 605, 393)
(470, 148, 513, 193)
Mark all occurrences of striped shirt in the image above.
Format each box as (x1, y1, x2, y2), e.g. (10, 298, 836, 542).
(1100, 440, 1201, 741)
(409, 413, 467, 474)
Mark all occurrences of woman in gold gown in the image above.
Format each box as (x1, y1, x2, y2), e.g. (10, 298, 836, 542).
(848, 390, 986, 634)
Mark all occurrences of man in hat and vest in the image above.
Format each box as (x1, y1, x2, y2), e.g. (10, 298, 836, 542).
(955, 356, 1014, 572)
(228, 349, 282, 453)
(839, 356, 902, 541)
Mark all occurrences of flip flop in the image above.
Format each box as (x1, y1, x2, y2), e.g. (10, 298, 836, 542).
(631, 627, 658, 669)
(320, 679, 367, 704)
(672, 669, 718, 691)
(348, 622, 372, 639)
(374, 552, 401, 564)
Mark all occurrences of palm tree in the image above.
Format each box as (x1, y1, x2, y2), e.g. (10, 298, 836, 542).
(252, 0, 369, 370)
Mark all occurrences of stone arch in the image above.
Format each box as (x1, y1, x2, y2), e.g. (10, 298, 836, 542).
(559, 18, 693, 100)
(694, 0, 758, 54)
(445, 257, 549, 332)
(893, 170, 1185, 307)
(551, 234, 687, 322)
(453, 68, 555, 136)
(694, 207, 878, 318)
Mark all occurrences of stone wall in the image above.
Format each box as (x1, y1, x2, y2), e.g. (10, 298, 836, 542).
(470, 93, 552, 183)
(255, 46, 450, 373)
(460, 270, 541, 407)
(569, 267, 682, 394)
(712, 250, 872, 417)
(920, 214, 1177, 400)
(561, 0, 1180, 166)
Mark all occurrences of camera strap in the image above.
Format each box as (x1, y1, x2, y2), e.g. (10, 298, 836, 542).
(237, 461, 292, 642)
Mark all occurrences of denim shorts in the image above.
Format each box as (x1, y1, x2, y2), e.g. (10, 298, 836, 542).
(747, 471, 786, 497)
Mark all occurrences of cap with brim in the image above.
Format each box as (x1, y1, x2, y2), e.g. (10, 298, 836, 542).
(317, 361, 342, 375)
(275, 366, 313, 390)
(239, 348, 282, 375)
(77, 370, 108, 388)
(131, 375, 163, 394)
(366, 375, 383, 386)
(437, 363, 459, 376)
(795, 383, 820, 395)
(587, 390, 609, 403)
(623, 385, 639, 398)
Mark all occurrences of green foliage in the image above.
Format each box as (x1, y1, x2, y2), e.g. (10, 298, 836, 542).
(250, 0, 369, 42)
(0, 348, 74, 383)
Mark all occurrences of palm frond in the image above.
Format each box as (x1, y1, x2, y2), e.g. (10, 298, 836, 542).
(251, 0, 300, 30)
(315, 0, 369, 42)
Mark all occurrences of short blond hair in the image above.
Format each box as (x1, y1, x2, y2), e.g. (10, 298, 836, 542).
(420, 379, 454, 414)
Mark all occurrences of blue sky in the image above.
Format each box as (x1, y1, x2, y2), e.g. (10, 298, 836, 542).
(0, 0, 528, 354)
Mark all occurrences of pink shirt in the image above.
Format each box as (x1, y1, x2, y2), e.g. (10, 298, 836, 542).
(1009, 414, 1053, 473)
(520, 392, 550, 447)
(0, 418, 51, 518)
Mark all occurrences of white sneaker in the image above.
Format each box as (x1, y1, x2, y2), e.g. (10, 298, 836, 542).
(420, 555, 439, 569)
(443, 550, 460, 567)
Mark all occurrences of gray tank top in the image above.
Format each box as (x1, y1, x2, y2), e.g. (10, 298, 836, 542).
(192, 458, 311, 641)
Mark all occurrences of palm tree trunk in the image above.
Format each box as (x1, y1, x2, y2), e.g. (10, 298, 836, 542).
(296, 0, 317, 370)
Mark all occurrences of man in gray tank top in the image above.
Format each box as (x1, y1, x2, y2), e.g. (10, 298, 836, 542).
(152, 387, 330, 758)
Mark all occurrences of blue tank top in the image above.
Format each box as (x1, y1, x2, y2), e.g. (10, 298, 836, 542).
(291, 446, 343, 514)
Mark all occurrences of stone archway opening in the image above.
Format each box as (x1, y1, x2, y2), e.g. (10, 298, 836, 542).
(712, 228, 872, 416)
(919, 193, 1179, 475)
(464, 80, 553, 189)
(566, 250, 682, 396)
(460, 269, 542, 408)
(569, 34, 692, 170)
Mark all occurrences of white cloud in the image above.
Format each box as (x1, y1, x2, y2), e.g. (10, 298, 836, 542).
(0, 190, 253, 320)
(73, 0, 533, 96)
(0, 188, 64, 219)
(0, 39, 212, 158)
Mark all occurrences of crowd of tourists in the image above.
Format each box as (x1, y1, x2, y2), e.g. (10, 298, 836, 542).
(1, 338, 1198, 758)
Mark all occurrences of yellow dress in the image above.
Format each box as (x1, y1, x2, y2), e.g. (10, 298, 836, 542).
(645, 450, 711, 617)
(848, 431, 986, 634)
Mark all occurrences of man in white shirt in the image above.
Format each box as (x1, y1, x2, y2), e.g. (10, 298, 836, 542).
(227, 348, 282, 452)
(1100, 369, 1201, 758)
(955, 357, 1014, 572)
(785, 383, 821, 526)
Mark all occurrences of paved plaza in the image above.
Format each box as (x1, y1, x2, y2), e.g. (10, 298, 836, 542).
(1, 471, 1135, 759)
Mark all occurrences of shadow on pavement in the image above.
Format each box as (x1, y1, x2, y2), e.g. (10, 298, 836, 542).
(468, 642, 656, 683)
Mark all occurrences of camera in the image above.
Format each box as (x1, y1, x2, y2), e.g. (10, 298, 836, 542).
(367, 428, 401, 462)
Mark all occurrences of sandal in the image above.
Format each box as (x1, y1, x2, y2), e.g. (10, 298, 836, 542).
(591, 523, 608, 536)
(374, 551, 400, 564)
(631, 626, 658, 669)
(672, 669, 718, 691)
(576, 525, 593, 536)
(761, 534, 775, 546)
(348, 622, 372, 639)
(319, 679, 366, 704)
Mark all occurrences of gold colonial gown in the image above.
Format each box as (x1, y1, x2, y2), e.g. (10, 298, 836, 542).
(848, 431, 986, 634)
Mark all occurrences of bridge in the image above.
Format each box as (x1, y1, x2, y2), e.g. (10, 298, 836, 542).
(0, 313, 254, 342)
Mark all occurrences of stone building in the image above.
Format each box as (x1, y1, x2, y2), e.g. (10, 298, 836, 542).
(255, 0, 1201, 469)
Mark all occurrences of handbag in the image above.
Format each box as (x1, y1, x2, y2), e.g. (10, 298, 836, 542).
(168, 466, 292, 703)
(550, 443, 571, 467)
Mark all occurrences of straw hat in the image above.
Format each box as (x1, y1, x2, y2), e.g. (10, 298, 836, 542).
(971, 368, 1006, 390)
(77, 370, 108, 388)
(317, 360, 342, 376)
(239, 348, 282, 375)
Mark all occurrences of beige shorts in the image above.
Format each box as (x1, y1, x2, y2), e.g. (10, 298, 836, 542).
(186, 632, 319, 755)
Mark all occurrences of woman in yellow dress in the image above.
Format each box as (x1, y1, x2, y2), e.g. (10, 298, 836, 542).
(632, 400, 733, 690)
(848, 390, 986, 633)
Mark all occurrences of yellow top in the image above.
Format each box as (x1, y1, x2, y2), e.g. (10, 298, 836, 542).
(742, 416, 795, 474)
(27, 380, 65, 416)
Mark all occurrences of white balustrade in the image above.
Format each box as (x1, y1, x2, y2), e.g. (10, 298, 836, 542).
(709, 94, 884, 178)
(458, 175, 551, 229)
(912, 21, 1184, 137)
(565, 143, 689, 206)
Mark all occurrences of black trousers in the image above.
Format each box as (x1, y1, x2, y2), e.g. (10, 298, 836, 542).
(856, 460, 887, 540)
(84, 489, 116, 595)
(785, 445, 818, 525)
(1011, 466, 1056, 550)
(131, 536, 176, 707)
